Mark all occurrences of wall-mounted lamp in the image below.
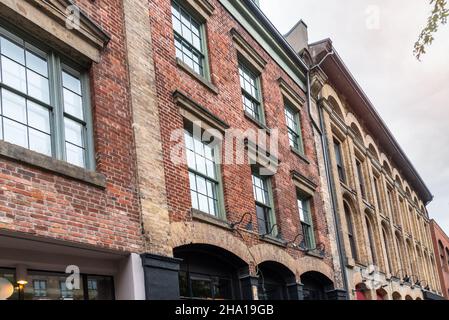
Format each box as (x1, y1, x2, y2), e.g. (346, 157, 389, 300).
(230, 212, 253, 231)
(16, 265, 28, 286)
(260, 224, 281, 240)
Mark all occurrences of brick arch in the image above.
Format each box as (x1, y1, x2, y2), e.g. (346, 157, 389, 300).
(297, 257, 335, 283)
(379, 153, 392, 174)
(365, 135, 380, 160)
(321, 84, 346, 121)
(392, 169, 404, 190)
(345, 113, 366, 145)
(250, 243, 300, 278)
(169, 222, 252, 267)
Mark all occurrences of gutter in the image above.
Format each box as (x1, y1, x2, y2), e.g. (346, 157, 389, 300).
(244, 0, 309, 72)
(307, 51, 351, 300)
(327, 49, 433, 204)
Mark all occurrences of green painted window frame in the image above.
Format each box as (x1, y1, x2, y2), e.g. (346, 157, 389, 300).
(333, 138, 346, 183)
(171, 0, 211, 80)
(344, 203, 358, 261)
(284, 103, 304, 154)
(184, 121, 226, 220)
(297, 191, 315, 250)
(373, 175, 383, 213)
(0, 22, 95, 170)
(239, 61, 265, 124)
(252, 166, 277, 237)
(355, 159, 366, 199)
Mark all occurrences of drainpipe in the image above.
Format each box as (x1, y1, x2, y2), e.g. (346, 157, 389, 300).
(306, 50, 350, 300)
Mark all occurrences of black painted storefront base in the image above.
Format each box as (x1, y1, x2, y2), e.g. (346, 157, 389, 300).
(422, 290, 445, 300)
(239, 274, 259, 300)
(287, 282, 304, 300)
(141, 253, 182, 300)
(327, 289, 348, 300)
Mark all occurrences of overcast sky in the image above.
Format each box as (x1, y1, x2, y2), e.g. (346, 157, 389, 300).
(260, 0, 449, 234)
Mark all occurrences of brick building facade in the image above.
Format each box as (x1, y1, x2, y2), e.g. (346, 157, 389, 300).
(285, 22, 442, 300)
(0, 0, 443, 301)
(133, 0, 345, 300)
(430, 220, 449, 299)
(0, 0, 146, 300)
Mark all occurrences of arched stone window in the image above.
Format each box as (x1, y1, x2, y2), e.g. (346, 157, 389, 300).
(439, 240, 446, 268)
(365, 215, 377, 265)
(344, 202, 358, 261)
(381, 225, 393, 274)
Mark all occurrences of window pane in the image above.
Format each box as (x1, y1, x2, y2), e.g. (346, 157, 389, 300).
(27, 100, 50, 133)
(1, 36, 24, 64)
(298, 199, 305, 222)
(191, 278, 212, 299)
(1, 56, 27, 92)
(171, 0, 204, 76)
(27, 69, 50, 104)
(186, 149, 196, 168)
(65, 142, 85, 167)
(63, 88, 83, 120)
(26, 50, 48, 77)
(29, 128, 51, 156)
(256, 205, 268, 235)
(2, 89, 26, 123)
(86, 276, 114, 300)
(3, 118, 28, 148)
(198, 193, 209, 213)
(62, 71, 81, 95)
(64, 118, 83, 146)
(24, 272, 84, 300)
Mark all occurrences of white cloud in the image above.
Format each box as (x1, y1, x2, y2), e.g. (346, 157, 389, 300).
(260, 0, 449, 233)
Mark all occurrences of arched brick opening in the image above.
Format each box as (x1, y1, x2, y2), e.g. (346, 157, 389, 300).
(256, 261, 297, 301)
(301, 271, 335, 300)
(174, 243, 250, 300)
(355, 283, 370, 300)
(392, 292, 402, 300)
(376, 288, 388, 300)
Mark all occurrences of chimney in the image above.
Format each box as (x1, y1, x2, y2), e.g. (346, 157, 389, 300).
(285, 20, 309, 54)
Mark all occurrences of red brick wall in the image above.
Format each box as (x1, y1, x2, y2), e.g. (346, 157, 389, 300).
(0, 0, 143, 253)
(149, 0, 333, 268)
(430, 220, 449, 299)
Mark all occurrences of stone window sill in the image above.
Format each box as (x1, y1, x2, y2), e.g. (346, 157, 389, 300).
(0, 140, 106, 188)
(191, 209, 232, 230)
(290, 147, 310, 164)
(305, 250, 325, 260)
(259, 234, 287, 248)
(176, 58, 218, 94)
(243, 111, 271, 134)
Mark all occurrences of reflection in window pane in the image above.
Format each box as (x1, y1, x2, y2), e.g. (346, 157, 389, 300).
(27, 100, 50, 133)
(27, 69, 50, 104)
(24, 272, 84, 300)
(29, 129, 51, 156)
(26, 51, 48, 77)
(0, 268, 18, 300)
(87, 276, 114, 300)
(63, 88, 83, 120)
(1, 56, 27, 93)
(62, 71, 81, 95)
(2, 89, 26, 123)
(65, 142, 85, 168)
(1, 36, 24, 64)
(191, 278, 212, 299)
(64, 118, 83, 146)
(3, 119, 28, 148)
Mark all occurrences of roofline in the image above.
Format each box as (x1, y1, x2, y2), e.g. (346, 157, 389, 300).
(311, 39, 433, 203)
(431, 219, 449, 243)
(243, 0, 309, 72)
